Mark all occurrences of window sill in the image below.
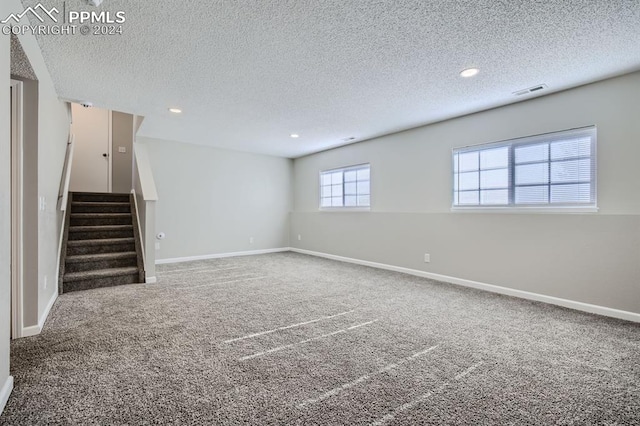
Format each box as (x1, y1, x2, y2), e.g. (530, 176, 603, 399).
(450, 206, 599, 214)
(319, 207, 371, 212)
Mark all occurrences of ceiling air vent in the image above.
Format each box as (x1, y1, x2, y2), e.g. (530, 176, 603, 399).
(513, 84, 548, 96)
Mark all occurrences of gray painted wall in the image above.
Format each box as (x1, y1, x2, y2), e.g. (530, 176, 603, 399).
(1, 0, 13, 405)
(138, 137, 292, 261)
(111, 112, 134, 193)
(291, 72, 640, 315)
(16, 25, 70, 325)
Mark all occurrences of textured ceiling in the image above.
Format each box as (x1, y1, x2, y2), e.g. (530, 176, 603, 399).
(10, 34, 37, 80)
(22, 0, 640, 158)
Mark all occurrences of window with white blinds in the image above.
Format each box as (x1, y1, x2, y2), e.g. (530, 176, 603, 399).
(453, 127, 596, 208)
(320, 164, 370, 208)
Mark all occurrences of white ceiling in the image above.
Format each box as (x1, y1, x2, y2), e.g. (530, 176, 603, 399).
(22, 0, 640, 158)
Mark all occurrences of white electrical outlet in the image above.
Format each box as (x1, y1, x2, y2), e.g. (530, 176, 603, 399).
(118, 146, 127, 153)
(424, 254, 431, 263)
(155, 242, 160, 250)
(249, 237, 254, 244)
(298, 234, 302, 241)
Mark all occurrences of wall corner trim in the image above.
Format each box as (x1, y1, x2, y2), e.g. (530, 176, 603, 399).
(155, 248, 291, 265)
(0, 376, 14, 415)
(20, 291, 58, 338)
(290, 248, 640, 323)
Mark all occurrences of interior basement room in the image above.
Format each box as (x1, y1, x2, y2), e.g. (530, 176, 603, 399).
(1, 0, 639, 425)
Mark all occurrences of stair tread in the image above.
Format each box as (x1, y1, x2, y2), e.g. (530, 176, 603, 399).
(74, 192, 130, 195)
(69, 225, 133, 231)
(66, 252, 138, 263)
(64, 267, 140, 282)
(67, 237, 135, 247)
(71, 213, 131, 217)
(72, 202, 130, 206)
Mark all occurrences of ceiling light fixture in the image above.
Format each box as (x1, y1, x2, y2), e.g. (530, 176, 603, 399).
(290, 134, 300, 138)
(169, 108, 182, 114)
(460, 68, 480, 78)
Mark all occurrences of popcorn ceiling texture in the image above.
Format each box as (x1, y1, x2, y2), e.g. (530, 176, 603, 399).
(10, 34, 36, 80)
(21, 0, 640, 157)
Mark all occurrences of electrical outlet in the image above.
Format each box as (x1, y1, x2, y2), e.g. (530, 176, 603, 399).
(424, 254, 431, 263)
(249, 237, 254, 244)
(118, 146, 127, 153)
(155, 242, 160, 250)
(298, 234, 302, 241)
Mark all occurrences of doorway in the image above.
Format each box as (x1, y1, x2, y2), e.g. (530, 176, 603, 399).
(69, 103, 112, 193)
(10, 79, 23, 339)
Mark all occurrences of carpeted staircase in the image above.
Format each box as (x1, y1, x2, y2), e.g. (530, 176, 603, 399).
(59, 192, 145, 293)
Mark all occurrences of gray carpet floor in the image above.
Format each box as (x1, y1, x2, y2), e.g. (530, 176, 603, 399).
(1, 252, 638, 425)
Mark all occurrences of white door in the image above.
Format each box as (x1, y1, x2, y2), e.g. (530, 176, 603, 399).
(69, 103, 112, 193)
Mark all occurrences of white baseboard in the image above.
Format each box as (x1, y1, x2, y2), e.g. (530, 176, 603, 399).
(21, 325, 40, 338)
(156, 248, 291, 265)
(20, 291, 58, 338)
(0, 376, 13, 415)
(290, 248, 640, 323)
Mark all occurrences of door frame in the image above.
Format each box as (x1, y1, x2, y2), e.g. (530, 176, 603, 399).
(10, 79, 24, 339)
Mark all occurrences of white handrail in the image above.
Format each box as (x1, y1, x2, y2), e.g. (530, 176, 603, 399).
(57, 133, 75, 211)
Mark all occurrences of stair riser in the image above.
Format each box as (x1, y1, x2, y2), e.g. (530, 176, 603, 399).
(65, 257, 138, 274)
(68, 229, 134, 240)
(73, 194, 131, 203)
(67, 242, 136, 256)
(72, 204, 131, 213)
(63, 274, 140, 293)
(70, 216, 132, 226)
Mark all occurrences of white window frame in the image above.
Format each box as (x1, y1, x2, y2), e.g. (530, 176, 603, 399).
(452, 126, 598, 213)
(319, 163, 371, 211)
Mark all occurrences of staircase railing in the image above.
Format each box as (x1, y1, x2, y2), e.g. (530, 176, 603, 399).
(57, 133, 75, 211)
(132, 143, 158, 283)
(56, 132, 75, 293)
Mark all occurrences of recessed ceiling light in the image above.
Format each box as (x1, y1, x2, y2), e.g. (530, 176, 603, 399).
(460, 68, 480, 78)
(169, 108, 182, 114)
(290, 134, 300, 138)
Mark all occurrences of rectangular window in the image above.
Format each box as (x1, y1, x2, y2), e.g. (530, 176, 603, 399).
(453, 127, 596, 209)
(320, 164, 370, 209)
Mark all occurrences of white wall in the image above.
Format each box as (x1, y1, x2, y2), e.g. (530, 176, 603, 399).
(0, 1, 14, 413)
(138, 137, 292, 262)
(291, 72, 640, 315)
(0, 0, 70, 341)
